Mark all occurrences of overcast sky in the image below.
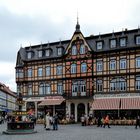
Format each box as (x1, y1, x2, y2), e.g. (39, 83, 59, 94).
(0, 0, 140, 91)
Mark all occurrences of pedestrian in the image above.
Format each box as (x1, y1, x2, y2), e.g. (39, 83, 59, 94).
(52, 112, 58, 130)
(81, 114, 85, 126)
(103, 115, 110, 128)
(45, 112, 51, 130)
(135, 115, 140, 129)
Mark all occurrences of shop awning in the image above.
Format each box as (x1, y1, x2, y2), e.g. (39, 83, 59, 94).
(92, 98, 120, 110)
(38, 96, 65, 106)
(120, 97, 140, 110)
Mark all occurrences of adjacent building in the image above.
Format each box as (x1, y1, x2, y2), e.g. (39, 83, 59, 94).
(16, 21, 140, 122)
(0, 82, 17, 117)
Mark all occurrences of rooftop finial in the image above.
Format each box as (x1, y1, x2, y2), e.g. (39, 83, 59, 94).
(75, 11, 80, 32)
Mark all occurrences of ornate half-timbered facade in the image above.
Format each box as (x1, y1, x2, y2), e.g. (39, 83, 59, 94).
(16, 21, 140, 122)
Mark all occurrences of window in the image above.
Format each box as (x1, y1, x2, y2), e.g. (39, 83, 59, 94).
(27, 52, 32, 59)
(38, 67, 43, 76)
(46, 66, 51, 76)
(71, 64, 77, 73)
(97, 61, 103, 71)
(120, 38, 126, 47)
(81, 63, 87, 73)
(110, 78, 126, 91)
(119, 78, 126, 91)
(136, 76, 140, 90)
(80, 44, 85, 54)
(46, 84, 51, 94)
(72, 82, 78, 96)
(27, 68, 32, 77)
(38, 50, 42, 58)
(136, 57, 140, 68)
(136, 36, 140, 45)
(96, 41, 103, 50)
(39, 83, 45, 95)
(110, 60, 116, 70)
(72, 45, 77, 55)
(57, 48, 62, 55)
(16, 69, 23, 78)
(57, 83, 63, 94)
(57, 66, 62, 75)
(97, 80, 103, 92)
(28, 84, 32, 95)
(110, 39, 116, 48)
(45, 50, 50, 57)
(120, 59, 126, 69)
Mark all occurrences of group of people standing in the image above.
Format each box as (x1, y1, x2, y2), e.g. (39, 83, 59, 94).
(45, 112, 58, 130)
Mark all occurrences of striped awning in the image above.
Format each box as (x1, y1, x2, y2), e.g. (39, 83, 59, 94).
(38, 96, 65, 106)
(121, 97, 140, 110)
(92, 98, 120, 110)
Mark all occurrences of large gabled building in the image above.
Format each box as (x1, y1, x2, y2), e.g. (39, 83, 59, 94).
(16, 21, 140, 122)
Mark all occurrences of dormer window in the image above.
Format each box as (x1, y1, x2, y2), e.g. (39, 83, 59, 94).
(57, 48, 62, 56)
(45, 49, 50, 57)
(110, 39, 116, 48)
(120, 38, 126, 47)
(72, 45, 77, 55)
(96, 41, 103, 50)
(38, 50, 42, 58)
(136, 36, 140, 45)
(27, 52, 32, 59)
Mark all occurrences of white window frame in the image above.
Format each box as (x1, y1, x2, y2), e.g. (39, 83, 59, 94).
(57, 66, 62, 75)
(45, 50, 50, 57)
(39, 83, 44, 95)
(97, 41, 103, 50)
(46, 84, 51, 94)
(136, 36, 140, 45)
(80, 44, 85, 54)
(97, 80, 103, 92)
(57, 48, 62, 55)
(120, 59, 126, 69)
(72, 45, 77, 55)
(110, 60, 116, 70)
(71, 64, 77, 73)
(110, 39, 116, 48)
(136, 57, 140, 68)
(27, 68, 32, 77)
(38, 67, 43, 77)
(27, 52, 32, 59)
(81, 63, 87, 73)
(97, 61, 103, 72)
(120, 38, 126, 47)
(136, 77, 140, 90)
(46, 66, 51, 76)
(38, 50, 42, 58)
(57, 83, 63, 94)
(72, 82, 78, 96)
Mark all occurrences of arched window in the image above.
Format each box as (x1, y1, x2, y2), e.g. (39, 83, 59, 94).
(72, 45, 77, 55)
(81, 63, 87, 73)
(71, 64, 77, 74)
(45, 84, 51, 94)
(39, 83, 45, 95)
(28, 84, 32, 95)
(80, 44, 85, 54)
(136, 76, 140, 90)
(97, 80, 103, 92)
(110, 77, 126, 91)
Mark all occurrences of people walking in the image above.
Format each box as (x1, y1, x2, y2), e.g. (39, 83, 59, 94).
(103, 115, 110, 128)
(81, 114, 85, 126)
(52, 112, 58, 130)
(135, 115, 140, 129)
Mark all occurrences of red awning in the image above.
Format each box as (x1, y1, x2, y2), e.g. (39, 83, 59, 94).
(121, 97, 140, 110)
(38, 96, 65, 106)
(92, 98, 120, 110)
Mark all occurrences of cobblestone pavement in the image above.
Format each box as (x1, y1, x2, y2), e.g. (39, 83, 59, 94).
(0, 123, 140, 140)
